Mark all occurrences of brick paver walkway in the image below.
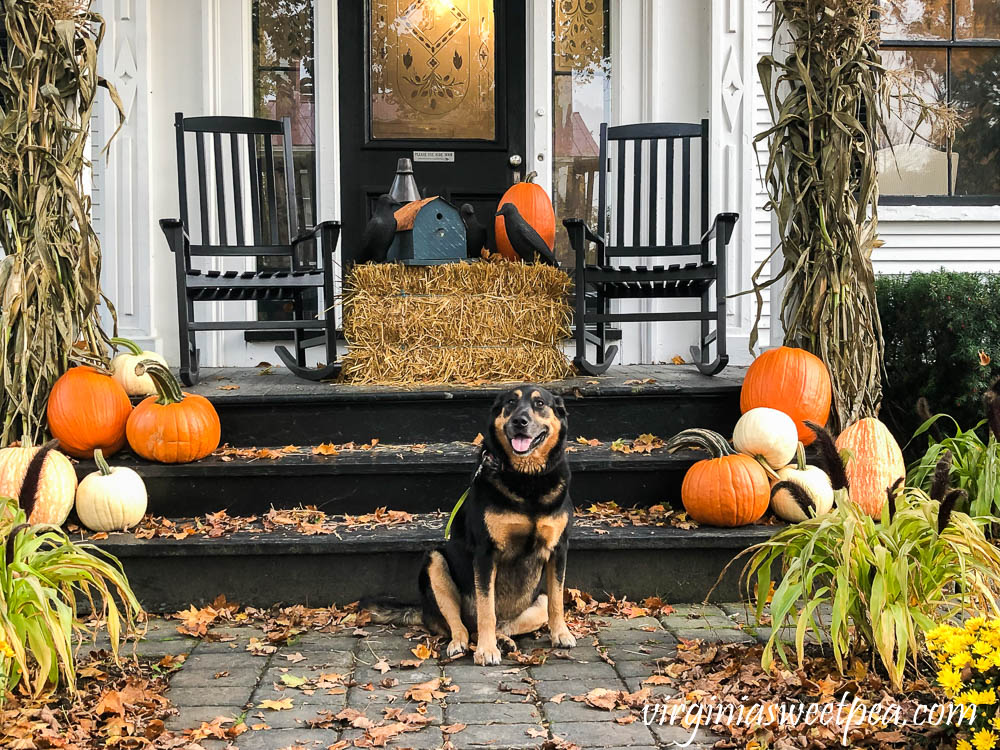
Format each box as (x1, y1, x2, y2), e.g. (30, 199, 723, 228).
(131, 605, 769, 749)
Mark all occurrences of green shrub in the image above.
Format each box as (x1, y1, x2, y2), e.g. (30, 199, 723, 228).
(1, 495, 143, 698)
(877, 270, 1000, 450)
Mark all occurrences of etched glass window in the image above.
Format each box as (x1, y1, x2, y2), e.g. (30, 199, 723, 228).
(370, 0, 496, 140)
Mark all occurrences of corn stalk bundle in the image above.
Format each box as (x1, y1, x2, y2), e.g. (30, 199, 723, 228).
(0, 0, 121, 445)
(342, 262, 573, 386)
(753, 0, 889, 431)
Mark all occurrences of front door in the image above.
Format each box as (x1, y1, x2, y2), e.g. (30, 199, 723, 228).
(338, 0, 527, 261)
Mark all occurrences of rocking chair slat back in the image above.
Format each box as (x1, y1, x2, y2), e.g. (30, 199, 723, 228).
(174, 113, 297, 254)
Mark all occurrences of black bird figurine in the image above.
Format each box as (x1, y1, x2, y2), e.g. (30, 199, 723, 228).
(357, 194, 398, 264)
(496, 203, 559, 267)
(460, 204, 488, 259)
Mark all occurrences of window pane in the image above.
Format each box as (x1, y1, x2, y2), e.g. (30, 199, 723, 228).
(552, 0, 610, 263)
(253, 0, 317, 322)
(956, 0, 1000, 39)
(877, 48, 950, 196)
(370, 0, 496, 140)
(951, 48, 1000, 195)
(881, 0, 951, 40)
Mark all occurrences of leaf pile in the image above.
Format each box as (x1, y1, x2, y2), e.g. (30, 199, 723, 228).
(656, 640, 946, 749)
(576, 501, 698, 529)
(0, 652, 172, 748)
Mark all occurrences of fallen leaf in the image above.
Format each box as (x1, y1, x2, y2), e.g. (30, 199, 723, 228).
(257, 697, 294, 711)
(441, 723, 467, 734)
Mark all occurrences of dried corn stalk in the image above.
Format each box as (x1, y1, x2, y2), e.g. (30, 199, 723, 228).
(0, 0, 121, 444)
(753, 0, 889, 430)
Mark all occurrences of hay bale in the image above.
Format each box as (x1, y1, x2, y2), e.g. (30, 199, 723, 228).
(341, 261, 573, 385)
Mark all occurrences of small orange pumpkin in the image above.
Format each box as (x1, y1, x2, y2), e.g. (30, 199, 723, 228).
(666, 429, 770, 527)
(740, 346, 832, 445)
(494, 171, 556, 262)
(126, 361, 220, 463)
(46, 366, 132, 459)
(835, 417, 905, 518)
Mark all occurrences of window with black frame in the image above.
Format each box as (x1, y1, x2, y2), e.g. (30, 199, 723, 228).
(878, 0, 1000, 203)
(250, 0, 318, 333)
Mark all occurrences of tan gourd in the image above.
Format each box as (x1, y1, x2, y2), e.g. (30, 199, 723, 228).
(0, 441, 77, 525)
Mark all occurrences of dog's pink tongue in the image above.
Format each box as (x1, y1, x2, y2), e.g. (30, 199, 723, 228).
(512, 436, 532, 453)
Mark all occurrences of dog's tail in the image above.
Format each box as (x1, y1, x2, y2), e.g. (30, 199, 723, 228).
(360, 599, 423, 627)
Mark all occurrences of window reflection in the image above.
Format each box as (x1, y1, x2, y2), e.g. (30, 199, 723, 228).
(553, 0, 611, 263)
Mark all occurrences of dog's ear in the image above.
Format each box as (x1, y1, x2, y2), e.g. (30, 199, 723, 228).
(552, 394, 567, 420)
(491, 391, 508, 414)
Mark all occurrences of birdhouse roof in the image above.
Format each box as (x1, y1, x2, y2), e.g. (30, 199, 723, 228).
(393, 196, 457, 231)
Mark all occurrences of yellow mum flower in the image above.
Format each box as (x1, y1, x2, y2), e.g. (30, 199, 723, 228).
(0, 639, 13, 659)
(968, 618, 987, 632)
(953, 652, 974, 668)
(974, 640, 993, 656)
(973, 728, 998, 750)
(976, 657, 995, 672)
(940, 665, 965, 694)
(960, 740, 974, 750)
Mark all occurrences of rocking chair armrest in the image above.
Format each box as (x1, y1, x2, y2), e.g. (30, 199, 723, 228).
(159, 218, 191, 250)
(562, 218, 605, 247)
(700, 212, 739, 246)
(291, 219, 342, 247)
(291, 220, 341, 272)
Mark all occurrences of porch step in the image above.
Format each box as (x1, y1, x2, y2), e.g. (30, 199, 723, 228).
(86, 517, 776, 610)
(75, 442, 703, 517)
(181, 365, 745, 446)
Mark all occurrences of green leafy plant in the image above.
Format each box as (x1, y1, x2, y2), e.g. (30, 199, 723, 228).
(1, 487, 143, 697)
(878, 270, 1000, 448)
(735, 431, 1000, 691)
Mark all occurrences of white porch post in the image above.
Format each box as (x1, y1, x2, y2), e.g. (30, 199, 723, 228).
(710, 0, 758, 363)
(93, 0, 159, 352)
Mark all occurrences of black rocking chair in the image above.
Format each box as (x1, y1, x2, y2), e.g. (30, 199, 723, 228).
(564, 120, 738, 376)
(161, 113, 340, 385)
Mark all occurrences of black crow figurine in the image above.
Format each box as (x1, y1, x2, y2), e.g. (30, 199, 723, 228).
(460, 204, 488, 259)
(496, 203, 559, 267)
(357, 194, 398, 264)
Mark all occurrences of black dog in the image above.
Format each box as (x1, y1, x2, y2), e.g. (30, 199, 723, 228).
(418, 386, 575, 665)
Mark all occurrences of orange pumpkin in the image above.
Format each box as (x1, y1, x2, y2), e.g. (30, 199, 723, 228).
(835, 417, 905, 518)
(666, 429, 770, 527)
(126, 361, 220, 463)
(46, 366, 132, 459)
(740, 346, 832, 445)
(494, 172, 556, 262)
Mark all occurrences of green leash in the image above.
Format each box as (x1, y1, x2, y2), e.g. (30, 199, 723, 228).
(445, 451, 493, 540)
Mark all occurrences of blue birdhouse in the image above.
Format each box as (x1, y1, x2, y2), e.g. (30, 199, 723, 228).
(387, 197, 467, 266)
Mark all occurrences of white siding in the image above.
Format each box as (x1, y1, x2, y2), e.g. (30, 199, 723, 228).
(876, 207, 1000, 275)
(749, 0, 773, 344)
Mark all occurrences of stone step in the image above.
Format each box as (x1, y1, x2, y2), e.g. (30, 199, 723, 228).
(85, 517, 776, 611)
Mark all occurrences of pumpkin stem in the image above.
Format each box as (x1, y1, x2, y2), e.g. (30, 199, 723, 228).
(523, 171, 538, 184)
(794, 441, 807, 471)
(664, 428, 735, 458)
(93, 448, 113, 476)
(755, 456, 782, 481)
(136, 360, 184, 405)
(111, 337, 144, 356)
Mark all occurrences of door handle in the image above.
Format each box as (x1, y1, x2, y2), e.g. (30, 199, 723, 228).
(509, 154, 523, 168)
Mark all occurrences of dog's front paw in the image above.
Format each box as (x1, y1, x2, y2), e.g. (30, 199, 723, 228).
(446, 636, 469, 658)
(474, 640, 503, 665)
(550, 627, 577, 649)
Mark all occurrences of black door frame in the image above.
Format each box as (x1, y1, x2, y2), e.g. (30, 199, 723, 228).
(337, 0, 527, 262)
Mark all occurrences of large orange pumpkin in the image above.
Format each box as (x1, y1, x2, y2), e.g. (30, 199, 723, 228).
(46, 366, 132, 459)
(835, 417, 905, 518)
(740, 346, 832, 445)
(126, 361, 221, 463)
(494, 172, 556, 262)
(666, 429, 770, 527)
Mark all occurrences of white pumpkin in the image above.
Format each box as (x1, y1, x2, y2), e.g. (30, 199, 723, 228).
(733, 407, 798, 470)
(75, 449, 147, 532)
(110, 337, 167, 396)
(770, 443, 834, 522)
(0, 441, 78, 526)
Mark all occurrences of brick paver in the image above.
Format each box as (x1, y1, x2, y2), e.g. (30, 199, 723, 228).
(135, 607, 767, 749)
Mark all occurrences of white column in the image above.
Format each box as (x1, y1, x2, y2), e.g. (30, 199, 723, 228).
(710, 0, 758, 363)
(94, 0, 159, 351)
